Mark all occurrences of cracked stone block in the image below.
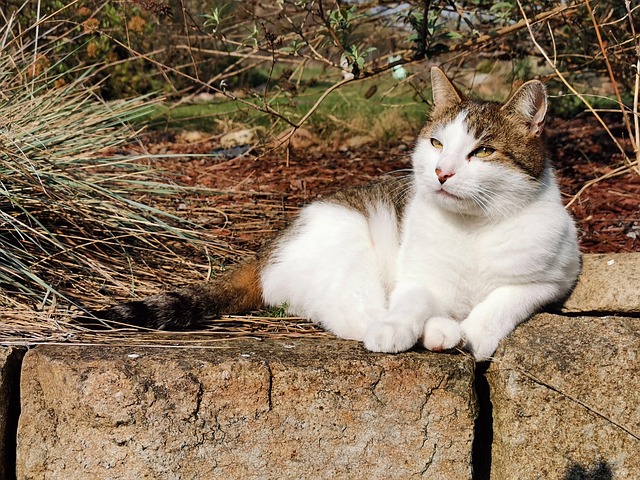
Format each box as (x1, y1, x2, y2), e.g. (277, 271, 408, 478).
(563, 253, 640, 314)
(17, 339, 476, 479)
(1, 346, 25, 480)
(488, 313, 640, 479)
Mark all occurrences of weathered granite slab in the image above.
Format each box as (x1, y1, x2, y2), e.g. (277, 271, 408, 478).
(488, 313, 640, 479)
(563, 253, 640, 313)
(17, 339, 477, 479)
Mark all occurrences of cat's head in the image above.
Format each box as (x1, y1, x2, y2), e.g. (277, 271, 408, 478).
(412, 66, 550, 220)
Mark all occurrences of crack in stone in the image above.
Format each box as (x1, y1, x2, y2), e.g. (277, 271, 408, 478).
(419, 375, 446, 421)
(193, 378, 204, 420)
(263, 361, 273, 413)
(416, 443, 437, 476)
(420, 418, 431, 450)
(472, 362, 492, 480)
(3, 348, 25, 480)
(369, 368, 385, 405)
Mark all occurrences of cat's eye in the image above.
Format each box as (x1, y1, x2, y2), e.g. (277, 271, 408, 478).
(471, 146, 495, 158)
(430, 138, 443, 149)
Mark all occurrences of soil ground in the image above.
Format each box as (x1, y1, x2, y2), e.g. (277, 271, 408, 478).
(141, 114, 639, 257)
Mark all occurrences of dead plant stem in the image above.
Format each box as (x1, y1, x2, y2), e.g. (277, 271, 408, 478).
(516, 0, 639, 208)
(626, 0, 640, 167)
(586, 0, 637, 153)
(493, 362, 640, 442)
(517, 0, 627, 159)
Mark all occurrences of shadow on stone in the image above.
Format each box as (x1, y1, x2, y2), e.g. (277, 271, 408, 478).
(1, 348, 26, 480)
(472, 361, 492, 480)
(563, 461, 613, 480)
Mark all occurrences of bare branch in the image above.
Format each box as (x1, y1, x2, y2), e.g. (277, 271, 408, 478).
(586, 0, 636, 153)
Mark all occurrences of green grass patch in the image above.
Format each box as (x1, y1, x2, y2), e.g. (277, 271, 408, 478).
(259, 303, 290, 318)
(143, 75, 430, 143)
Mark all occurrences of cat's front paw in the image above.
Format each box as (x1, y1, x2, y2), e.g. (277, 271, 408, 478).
(422, 317, 462, 352)
(363, 322, 419, 353)
(461, 323, 500, 361)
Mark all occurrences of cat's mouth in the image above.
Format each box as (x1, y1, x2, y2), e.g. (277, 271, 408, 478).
(435, 187, 462, 200)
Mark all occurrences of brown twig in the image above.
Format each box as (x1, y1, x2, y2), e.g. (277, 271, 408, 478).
(515, 0, 632, 162)
(585, 0, 637, 154)
(491, 361, 640, 442)
(625, 0, 640, 167)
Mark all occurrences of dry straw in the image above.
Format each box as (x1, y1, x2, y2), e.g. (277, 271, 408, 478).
(0, 6, 319, 346)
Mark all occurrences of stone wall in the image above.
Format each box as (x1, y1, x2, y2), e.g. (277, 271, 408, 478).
(489, 314, 640, 479)
(2, 253, 639, 479)
(16, 341, 476, 479)
(562, 253, 639, 314)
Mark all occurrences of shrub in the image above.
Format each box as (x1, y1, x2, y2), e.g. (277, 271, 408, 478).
(0, 8, 226, 327)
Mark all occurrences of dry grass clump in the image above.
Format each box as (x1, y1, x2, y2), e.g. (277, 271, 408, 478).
(0, 11, 253, 344)
(0, 9, 323, 347)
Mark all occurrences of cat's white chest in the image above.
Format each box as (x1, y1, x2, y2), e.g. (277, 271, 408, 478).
(397, 198, 491, 319)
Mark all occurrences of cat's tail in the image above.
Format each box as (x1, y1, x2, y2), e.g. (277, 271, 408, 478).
(87, 259, 264, 330)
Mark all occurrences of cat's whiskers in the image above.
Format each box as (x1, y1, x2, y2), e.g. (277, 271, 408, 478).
(383, 175, 413, 202)
(385, 168, 413, 176)
(465, 186, 506, 221)
(481, 192, 511, 222)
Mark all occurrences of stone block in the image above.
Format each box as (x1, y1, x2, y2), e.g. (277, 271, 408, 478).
(488, 313, 640, 479)
(17, 339, 477, 479)
(563, 253, 640, 314)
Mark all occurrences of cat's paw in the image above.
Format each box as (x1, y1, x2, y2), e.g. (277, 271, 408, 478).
(422, 317, 462, 352)
(461, 323, 500, 361)
(363, 322, 419, 353)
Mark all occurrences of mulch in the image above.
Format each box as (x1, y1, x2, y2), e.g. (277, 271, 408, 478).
(142, 114, 639, 256)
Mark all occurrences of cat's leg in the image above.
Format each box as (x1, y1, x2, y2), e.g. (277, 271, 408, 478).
(461, 283, 564, 360)
(261, 203, 394, 342)
(363, 282, 435, 353)
(422, 316, 462, 352)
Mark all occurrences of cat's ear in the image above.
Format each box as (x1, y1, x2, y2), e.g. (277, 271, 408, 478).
(502, 80, 547, 137)
(431, 66, 462, 108)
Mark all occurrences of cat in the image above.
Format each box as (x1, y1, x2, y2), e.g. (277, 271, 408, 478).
(94, 67, 581, 361)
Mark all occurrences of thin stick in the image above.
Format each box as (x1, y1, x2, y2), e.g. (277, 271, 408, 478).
(30, 0, 42, 96)
(455, 2, 584, 53)
(515, 0, 630, 163)
(565, 163, 634, 209)
(490, 361, 640, 442)
(586, 0, 636, 153)
(626, 0, 640, 167)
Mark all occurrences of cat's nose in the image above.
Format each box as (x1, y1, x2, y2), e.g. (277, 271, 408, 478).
(435, 168, 455, 184)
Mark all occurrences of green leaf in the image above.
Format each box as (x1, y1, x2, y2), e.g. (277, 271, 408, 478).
(489, 2, 513, 14)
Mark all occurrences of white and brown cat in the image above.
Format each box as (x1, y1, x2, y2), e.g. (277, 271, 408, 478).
(95, 67, 581, 360)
